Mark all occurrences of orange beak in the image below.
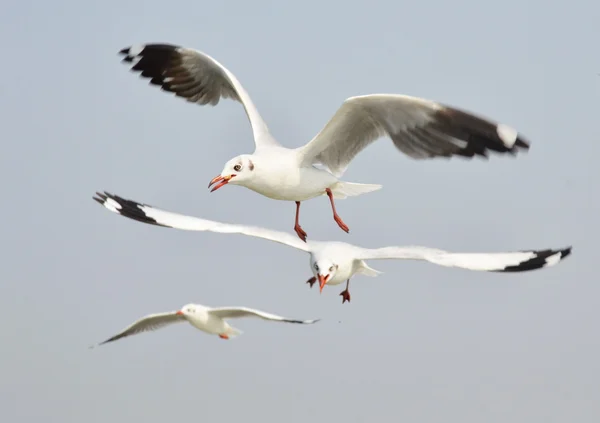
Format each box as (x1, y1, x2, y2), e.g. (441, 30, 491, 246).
(176, 310, 184, 316)
(208, 174, 234, 192)
(318, 274, 329, 293)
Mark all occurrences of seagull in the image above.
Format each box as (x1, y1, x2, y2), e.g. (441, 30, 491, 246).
(93, 192, 571, 304)
(117, 43, 530, 241)
(90, 303, 320, 347)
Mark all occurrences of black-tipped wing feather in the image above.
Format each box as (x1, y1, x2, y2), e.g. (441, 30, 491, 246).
(360, 245, 571, 272)
(118, 43, 276, 148)
(120, 44, 240, 106)
(93, 192, 167, 227)
(300, 94, 530, 177)
(493, 247, 572, 272)
(92, 191, 311, 252)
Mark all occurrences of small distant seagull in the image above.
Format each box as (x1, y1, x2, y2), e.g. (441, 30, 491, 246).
(93, 191, 572, 304)
(117, 43, 530, 241)
(90, 303, 320, 347)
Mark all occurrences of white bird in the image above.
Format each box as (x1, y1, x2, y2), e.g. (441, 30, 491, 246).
(118, 43, 530, 241)
(93, 192, 571, 304)
(91, 303, 320, 347)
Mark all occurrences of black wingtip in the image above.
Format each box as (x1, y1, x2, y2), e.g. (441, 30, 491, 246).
(560, 246, 572, 259)
(496, 246, 572, 273)
(92, 191, 109, 205)
(515, 139, 530, 149)
(91, 190, 167, 228)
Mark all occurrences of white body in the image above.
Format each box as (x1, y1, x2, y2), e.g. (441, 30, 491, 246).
(239, 149, 340, 201)
(184, 305, 235, 336)
(308, 241, 378, 286)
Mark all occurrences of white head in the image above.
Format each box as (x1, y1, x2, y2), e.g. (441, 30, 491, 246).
(311, 257, 339, 293)
(176, 303, 204, 318)
(208, 155, 256, 192)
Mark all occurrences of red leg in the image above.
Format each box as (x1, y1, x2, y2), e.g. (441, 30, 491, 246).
(339, 280, 351, 304)
(293, 201, 308, 242)
(306, 276, 316, 288)
(219, 334, 230, 340)
(325, 188, 350, 233)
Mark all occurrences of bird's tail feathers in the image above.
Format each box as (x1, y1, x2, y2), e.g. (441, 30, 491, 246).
(329, 181, 382, 199)
(357, 261, 382, 277)
(225, 326, 243, 338)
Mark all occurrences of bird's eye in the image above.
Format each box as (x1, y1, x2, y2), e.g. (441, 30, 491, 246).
(233, 164, 242, 172)
(314, 264, 319, 271)
(329, 266, 335, 272)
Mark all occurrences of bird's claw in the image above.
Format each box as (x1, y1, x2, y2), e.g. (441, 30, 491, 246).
(340, 289, 351, 304)
(294, 224, 308, 242)
(306, 276, 316, 288)
(334, 216, 350, 234)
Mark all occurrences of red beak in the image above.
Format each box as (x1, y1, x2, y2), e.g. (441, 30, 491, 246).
(208, 175, 234, 192)
(176, 310, 184, 316)
(318, 274, 329, 293)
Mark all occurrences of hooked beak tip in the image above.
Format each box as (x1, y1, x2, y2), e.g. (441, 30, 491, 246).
(208, 175, 223, 188)
(208, 175, 233, 192)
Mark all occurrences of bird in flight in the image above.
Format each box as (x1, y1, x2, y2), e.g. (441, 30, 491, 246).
(117, 43, 530, 241)
(93, 192, 570, 304)
(90, 303, 320, 347)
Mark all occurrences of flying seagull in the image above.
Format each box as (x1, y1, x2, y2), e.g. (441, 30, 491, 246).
(118, 43, 530, 241)
(93, 192, 570, 304)
(90, 303, 320, 347)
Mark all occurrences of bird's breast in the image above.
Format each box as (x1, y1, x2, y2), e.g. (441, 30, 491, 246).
(190, 314, 225, 334)
(246, 165, 337, 201)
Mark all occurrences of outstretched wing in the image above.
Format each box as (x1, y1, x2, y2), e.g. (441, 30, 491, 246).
(209, 307, 320, 324)
(91, 311, 185, 347)
(358, 245, 571, 272)
(298, 94, 529, 177)
(93, 192, 311, 253)
(119, 43, 278, 150)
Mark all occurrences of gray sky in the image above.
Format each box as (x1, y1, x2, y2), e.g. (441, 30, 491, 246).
(1, 0, 599, 422)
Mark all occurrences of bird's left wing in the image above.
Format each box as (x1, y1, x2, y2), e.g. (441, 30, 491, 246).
(357, 245, 572, 272)
(93, 192, 311, 253)
(91, 311, 185, 347)
(297, 94, 529, 177)
(209, 307, 320, 324)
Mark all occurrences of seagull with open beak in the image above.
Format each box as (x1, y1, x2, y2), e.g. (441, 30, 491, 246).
(93, 191, 572, 305)
(118, 42, 530, 242)
(208, 174, 235, 192)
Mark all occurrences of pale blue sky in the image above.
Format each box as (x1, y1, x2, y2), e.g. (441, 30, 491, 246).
(1, 0, 599, 422)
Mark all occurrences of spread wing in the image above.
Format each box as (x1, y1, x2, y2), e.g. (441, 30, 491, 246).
(119, 43, 278, 150)
(93, 192, 311, 253)
(357, 245, 572, 272)
(298, 94, 529, 177)
(91, 311, 185, 347)
(209, 307, 320, 324)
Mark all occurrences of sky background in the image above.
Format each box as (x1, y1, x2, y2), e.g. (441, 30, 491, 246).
(1, 0, 599, 422)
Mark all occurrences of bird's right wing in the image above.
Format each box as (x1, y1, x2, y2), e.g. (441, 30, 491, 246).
(92, 311, 185, 347)
(209, 307, 320, 324)
(93, 192, 311, 253)
(119, 43, 279, 151)
(357, 245, 572, 272)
